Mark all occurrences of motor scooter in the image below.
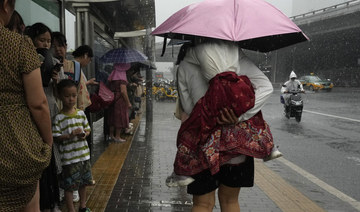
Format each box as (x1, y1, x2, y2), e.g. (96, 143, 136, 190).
(281, 90, 304, 122)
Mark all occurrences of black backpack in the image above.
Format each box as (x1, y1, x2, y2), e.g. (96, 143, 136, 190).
(36, 48, 53, 87)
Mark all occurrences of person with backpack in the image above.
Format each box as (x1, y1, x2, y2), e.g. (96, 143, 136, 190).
(52, 32, 91, 111)
(72, 45, 99, 87)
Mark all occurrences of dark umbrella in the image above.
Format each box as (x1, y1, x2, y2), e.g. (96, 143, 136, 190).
(100, 48, 148, 64)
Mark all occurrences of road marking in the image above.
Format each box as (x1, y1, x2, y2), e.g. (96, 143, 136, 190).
(303, 110, 360, 123)
(347, 156, 360, 166)
(255, 160, 325, 212)
(278, 157, 360, 211)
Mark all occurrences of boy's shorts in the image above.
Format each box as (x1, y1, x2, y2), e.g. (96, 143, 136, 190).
(60, 160, 93, 191)
(187, 157, 254, 195)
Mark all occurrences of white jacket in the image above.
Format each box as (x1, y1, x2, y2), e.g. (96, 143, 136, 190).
(178, 46, 273, 122)
(281, 71, 304, 93)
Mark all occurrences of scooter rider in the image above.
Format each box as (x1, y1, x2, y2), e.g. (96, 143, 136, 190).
(281, 71, 304, 106)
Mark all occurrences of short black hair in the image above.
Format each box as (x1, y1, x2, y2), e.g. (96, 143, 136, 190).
(57, 79, 77, 95)
(25, 22, 52, 42)
(72, 45, 93, 58)
(52, 31, 67, 47)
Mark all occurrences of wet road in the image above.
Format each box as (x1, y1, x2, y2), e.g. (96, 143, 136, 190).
(263, 87, 360, 209)
(104, 87, 360, 212)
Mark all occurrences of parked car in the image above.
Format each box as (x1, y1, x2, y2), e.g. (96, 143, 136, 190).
(298, 75, 334, 91)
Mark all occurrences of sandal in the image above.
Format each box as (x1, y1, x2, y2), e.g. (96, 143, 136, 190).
(114, 138, 126, 143)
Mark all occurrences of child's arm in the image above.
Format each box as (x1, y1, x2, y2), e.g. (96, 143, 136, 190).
(54, 128, 83, 142)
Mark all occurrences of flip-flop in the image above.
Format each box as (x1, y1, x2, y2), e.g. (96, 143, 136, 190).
(114, 138, 126, 143)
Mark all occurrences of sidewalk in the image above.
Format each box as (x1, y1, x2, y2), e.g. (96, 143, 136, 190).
(82, 101, 325, 212)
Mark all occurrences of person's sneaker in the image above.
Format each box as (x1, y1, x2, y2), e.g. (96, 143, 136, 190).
(78, 207, 91, 212)
(263, 147, 283, 162)
(166, 172, 195, 187)
(59, 188, 64, 202)
(125, 127, 133, 135)
(73, 190, 80, 202)
(89, 179, 96, 186)
(52, 205, 62, 212)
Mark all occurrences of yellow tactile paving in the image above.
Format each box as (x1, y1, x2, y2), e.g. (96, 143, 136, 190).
(255, 159, 326, 212)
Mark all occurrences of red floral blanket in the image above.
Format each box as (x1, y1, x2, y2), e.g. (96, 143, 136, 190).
(174, 72, 273, 176)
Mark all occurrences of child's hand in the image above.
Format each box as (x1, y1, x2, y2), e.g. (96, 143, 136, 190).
(77, 131, 86, 139)
(70, 128, 83, 138)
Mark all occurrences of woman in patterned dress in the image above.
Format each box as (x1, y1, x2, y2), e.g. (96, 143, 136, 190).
(0, 1, 53, 211)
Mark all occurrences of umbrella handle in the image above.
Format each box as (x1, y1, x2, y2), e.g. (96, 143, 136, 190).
(161, 36, 167, 57)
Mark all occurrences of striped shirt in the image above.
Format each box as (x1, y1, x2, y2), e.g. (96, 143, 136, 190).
(52, 108, 91, 166)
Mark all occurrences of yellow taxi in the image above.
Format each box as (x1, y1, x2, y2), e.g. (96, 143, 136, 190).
(298, 74, 334, 92)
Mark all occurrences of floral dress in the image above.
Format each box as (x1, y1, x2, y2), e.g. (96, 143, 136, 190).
(174, 72, 273, 176)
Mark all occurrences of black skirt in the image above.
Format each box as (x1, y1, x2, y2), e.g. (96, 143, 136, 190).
(187, 157, 254, 195)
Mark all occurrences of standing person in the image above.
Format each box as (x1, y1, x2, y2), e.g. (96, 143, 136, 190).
(52, 79, 92, 212)
(0, 0, 53, 211)
(52, 32, 92, 111)
(107, 63, 132, 142)
(72, 44, 99, 170)
(72, 45, 98, 86)
(169, 42, 275, 212)
(26, 22, 65, 212)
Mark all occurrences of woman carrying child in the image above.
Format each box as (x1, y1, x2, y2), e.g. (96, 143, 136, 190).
(168, 40, 280, 212)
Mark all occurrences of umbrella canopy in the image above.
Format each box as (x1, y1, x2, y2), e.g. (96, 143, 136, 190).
(151, 0, 309, 52)
(100, 48, 148, 64)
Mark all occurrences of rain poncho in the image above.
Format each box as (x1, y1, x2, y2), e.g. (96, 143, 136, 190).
(281, 71, 304, 93)
(108, 63, 130, 82)
(174, 41, 274, 176)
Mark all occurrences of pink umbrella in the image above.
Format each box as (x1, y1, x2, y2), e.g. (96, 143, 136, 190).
(152, 0, 309, 52)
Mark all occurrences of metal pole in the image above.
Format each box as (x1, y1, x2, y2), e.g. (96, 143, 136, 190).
(59, 0, 65, 34)
(273, 51, 278, 84)
(76, 10, 82, 47)
(84, 9, 90, 45)
(145, 27, 153, 123)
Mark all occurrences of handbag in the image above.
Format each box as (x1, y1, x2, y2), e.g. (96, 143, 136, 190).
(87, 82, 114, 112)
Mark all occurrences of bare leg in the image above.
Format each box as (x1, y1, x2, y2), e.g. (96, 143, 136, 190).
(78, 185, 87, 209)
(109, 126, 115, 140)
(64, 190, 75, 212)
(192, 190, 216, 212)
(22, 181, 40, 212)
(218, 184, 241, 212)
(115, 128, 126, 141)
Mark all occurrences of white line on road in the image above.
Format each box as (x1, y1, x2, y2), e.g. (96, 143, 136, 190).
(347, 156, 360, 166)
(277, 157, 360, 211)
(303, 110, 360, 123)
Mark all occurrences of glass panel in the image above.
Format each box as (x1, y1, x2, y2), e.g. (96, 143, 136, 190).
(15, 0, 60, 31)
(93, 32, 115, 79)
